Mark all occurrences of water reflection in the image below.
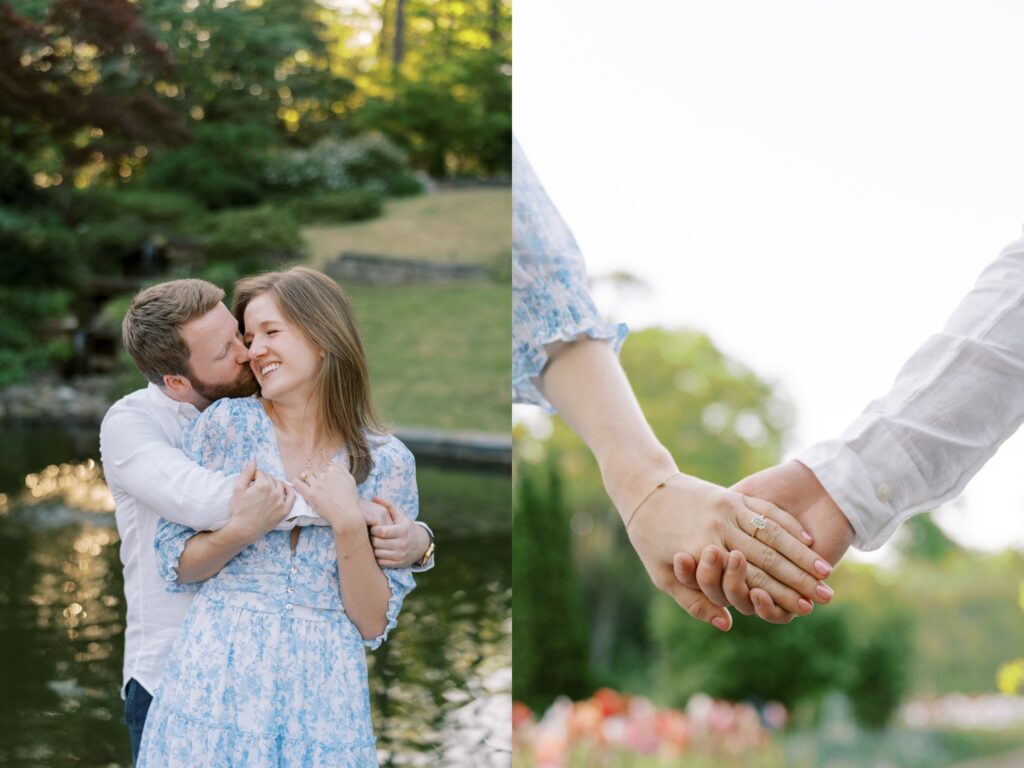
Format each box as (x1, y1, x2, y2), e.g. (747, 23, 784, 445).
(0, 429, 511, 767)
(24, 459, 114, 513)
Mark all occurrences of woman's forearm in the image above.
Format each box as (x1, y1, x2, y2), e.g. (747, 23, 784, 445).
(175, 523, 254, 583)
(334, 526, 392, 640)
(541, 338, 677, 520)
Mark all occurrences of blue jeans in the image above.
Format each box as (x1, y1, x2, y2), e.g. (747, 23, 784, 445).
(124, 678, 153, 765)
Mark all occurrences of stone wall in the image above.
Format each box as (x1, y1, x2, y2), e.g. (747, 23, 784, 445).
(325, 252, 494, 285)
(0, 375, 115, 425)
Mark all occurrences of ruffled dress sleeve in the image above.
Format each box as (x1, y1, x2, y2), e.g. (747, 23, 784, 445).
(362, 437, 418, 650)
(512, 137, 628, 411)
(154, 398, 239, 593)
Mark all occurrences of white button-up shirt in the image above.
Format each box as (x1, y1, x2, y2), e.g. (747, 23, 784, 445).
(99, 384, 322, 696)
(799, 234, 1024, 550)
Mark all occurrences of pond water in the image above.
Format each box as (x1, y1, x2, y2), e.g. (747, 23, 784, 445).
(0, 427, 511, 767)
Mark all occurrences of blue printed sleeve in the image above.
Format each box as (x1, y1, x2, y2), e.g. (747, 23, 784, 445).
(154, 519, 203, 593)
(512, 137, 628, 411)
(154, 399, 239, 593)
(363, 437, 418, 650)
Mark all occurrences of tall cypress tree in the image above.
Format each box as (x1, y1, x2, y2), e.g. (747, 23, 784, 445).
(512, 458, 591, 712)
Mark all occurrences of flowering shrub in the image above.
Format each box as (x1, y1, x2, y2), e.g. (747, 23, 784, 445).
(264, 133, 421, 196)
(513, 689, 786, 768)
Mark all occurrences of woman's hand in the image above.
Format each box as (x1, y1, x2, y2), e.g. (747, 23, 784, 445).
(294, 461, 363, 534)
(624, 473, 833, 626)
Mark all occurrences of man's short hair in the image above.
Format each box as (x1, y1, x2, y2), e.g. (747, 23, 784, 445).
(122, 279, 225, 384)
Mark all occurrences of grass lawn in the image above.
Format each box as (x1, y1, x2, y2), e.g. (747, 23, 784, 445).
(347, 281, 510, 434)
(302, 187, 511, 267)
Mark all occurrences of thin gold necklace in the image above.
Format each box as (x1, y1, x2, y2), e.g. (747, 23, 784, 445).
(267, 401, 324, 473)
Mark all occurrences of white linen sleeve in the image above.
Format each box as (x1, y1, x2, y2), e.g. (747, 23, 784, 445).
(100, 404, 235, 531)
(798, 234, 1024, 550)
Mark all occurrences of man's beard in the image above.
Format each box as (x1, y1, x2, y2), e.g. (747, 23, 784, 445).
(188, 365, 258, 402)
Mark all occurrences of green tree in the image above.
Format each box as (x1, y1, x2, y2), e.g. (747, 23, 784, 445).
(897, 514, 960, 563)
(145, 123, 275, 209)
(0, 0, 188, 188)
(140, 0, 356, 144)
(847, 611, 913, 730)
(651, 601, 852, 712)
(349, 0, 511, 176)
(512, 459, 591, 712)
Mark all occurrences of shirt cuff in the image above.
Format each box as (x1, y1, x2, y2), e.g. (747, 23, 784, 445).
(796, 413, 927, 551)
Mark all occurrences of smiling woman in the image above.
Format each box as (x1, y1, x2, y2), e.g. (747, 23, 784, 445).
(234, 267, 382, 485)
(136, 266, 417, 767)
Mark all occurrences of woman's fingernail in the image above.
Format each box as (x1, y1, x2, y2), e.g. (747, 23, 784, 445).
(727, 553, 739, 573)
(797, 598, 814, 614)
(816, 583, 834, 601)
(801, 530, 814, 544)
(711, 617, 728, 631)
(814, 559, 832, 577)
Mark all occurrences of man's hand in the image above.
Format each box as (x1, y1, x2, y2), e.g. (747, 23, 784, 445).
(358, 498, 390, 527)
(176, 461, 295, 584)
(369, 497, 431, 568)
(734, 461, 854, 566)
(224, 461, 296, 545)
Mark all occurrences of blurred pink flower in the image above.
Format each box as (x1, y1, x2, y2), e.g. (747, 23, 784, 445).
(762, 701, 788, 730)
(512, 689, 785, 766)
(707, 700, 736, 733)
(513, 701, 535, 732)
(655, 708, 692, 751)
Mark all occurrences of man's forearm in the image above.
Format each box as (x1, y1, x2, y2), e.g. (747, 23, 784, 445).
(798, 236, 1024, 550)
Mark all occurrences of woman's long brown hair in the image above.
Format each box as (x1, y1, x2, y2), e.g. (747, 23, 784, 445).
(233, 267, 383, 484)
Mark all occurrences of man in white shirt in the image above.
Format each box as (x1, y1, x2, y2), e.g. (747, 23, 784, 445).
(677, 233, 1024, 621)
(101, 278, 435, 761)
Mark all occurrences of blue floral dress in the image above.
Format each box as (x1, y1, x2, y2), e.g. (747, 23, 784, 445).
(137, 397, 416, 767)
(512, 137, 628, 412)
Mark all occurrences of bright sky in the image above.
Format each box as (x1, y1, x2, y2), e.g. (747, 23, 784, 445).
(513, 0, 1024, 555)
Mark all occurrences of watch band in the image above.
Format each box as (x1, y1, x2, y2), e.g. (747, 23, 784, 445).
(415, 522, 435, 567)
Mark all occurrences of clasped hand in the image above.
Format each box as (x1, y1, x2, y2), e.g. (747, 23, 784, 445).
(230, 461, 426, 567)
(625, 472, 835, 630)
(668, 461, 856, 626)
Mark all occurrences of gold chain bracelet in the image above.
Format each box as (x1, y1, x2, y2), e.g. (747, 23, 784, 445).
(624, 471, 681, 532)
